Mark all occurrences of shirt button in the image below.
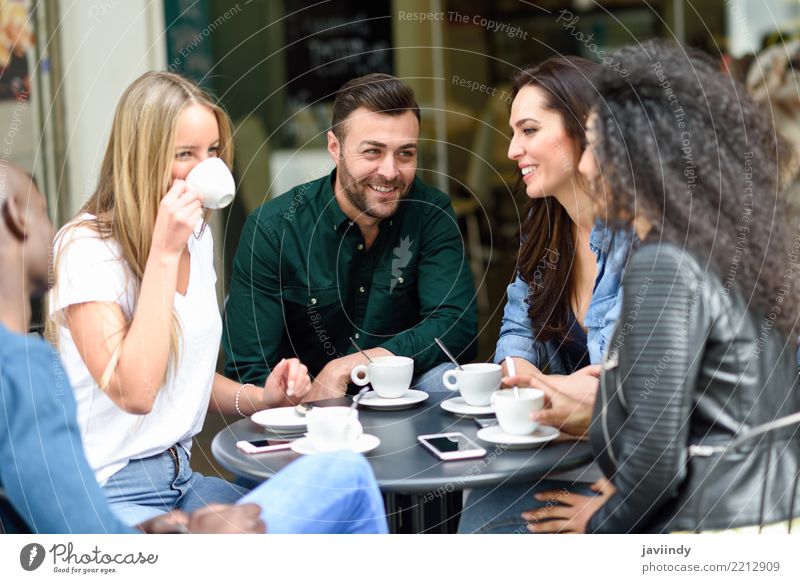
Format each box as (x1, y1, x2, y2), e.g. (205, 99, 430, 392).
(357, 243, 364, 250)
(398, 277, 404, 284)
(310, 298, 317, 305)
(359, 286, 365, 293)
(354, 333, 360, 339)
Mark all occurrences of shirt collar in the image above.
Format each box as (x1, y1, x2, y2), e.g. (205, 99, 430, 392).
(320, 169, 353, 232)
(320, 168, 410, 234)
(589, 221, 614, 254)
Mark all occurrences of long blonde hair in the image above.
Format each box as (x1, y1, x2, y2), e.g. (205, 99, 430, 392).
(47, 71, 233, 390)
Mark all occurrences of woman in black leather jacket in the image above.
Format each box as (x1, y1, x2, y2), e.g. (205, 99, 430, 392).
(519, 39, 800, 533)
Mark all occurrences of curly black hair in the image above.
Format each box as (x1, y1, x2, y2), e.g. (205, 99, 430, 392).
(590, 39, 800, 339)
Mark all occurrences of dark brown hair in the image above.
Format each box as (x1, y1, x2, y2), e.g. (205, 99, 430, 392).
(331, 73, 420, 141)
(512, 56, 600, 344)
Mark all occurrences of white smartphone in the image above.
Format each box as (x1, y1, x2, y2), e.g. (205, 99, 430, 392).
(418, 432, 487, 461)
(235, 438, 293, 454)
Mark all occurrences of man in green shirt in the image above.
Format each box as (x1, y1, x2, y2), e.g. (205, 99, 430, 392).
(223, 73, 477, 396)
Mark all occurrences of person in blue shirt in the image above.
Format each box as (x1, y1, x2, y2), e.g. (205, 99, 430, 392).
(0, 163, 387, 534)
(458, 57, 633, 533)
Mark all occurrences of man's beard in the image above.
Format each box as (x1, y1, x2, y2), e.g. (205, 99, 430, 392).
(337, 155, 408, 220)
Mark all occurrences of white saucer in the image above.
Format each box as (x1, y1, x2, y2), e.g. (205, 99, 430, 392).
(440, 397, 494, 417)
(290, 434, 381, 455)
(358, 390, 429, 410)
(476, 425, 560, 449)
(251, 407, 307, 433)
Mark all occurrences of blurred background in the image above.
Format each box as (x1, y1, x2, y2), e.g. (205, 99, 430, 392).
(4, 0, 798, 477)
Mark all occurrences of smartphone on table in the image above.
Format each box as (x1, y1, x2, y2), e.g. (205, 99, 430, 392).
(418, 432, 487, 461)
(474, 417, 498, 429)
(235, 438, 292, 454)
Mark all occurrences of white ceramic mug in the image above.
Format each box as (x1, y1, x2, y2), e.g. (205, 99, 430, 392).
(441, 363, 502, 406)
(305, 407, 363, 452)
(185, 157, 236, 209)
(491, 388, 545, 435)
(350, 356, 414, 399)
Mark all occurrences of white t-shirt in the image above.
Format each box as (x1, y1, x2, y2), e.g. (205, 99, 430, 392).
(50, 214, 222, 485)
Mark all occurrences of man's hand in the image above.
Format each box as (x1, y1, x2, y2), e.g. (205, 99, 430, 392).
(308, 357, 353, 400)
(309, 348, 394, 400)
(137, 510, 191, 534)
(138, 504, 266, 534)
(187, 504, 266, 534)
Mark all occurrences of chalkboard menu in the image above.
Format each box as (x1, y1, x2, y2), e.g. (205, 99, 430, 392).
(284, 0, 394, 105)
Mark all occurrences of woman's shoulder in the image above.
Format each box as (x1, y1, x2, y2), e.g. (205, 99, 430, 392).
(54, 214, 122, 261)
(627, 242, 707, 287)
(56, 213, 102, 243)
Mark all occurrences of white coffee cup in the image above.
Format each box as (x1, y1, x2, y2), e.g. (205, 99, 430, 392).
(441, 363, 502, 406)
(185, 157, 236, 209)
(350, 356, 414, 399)
(305, 406, 363, 452)
(491, 388, 545, 435)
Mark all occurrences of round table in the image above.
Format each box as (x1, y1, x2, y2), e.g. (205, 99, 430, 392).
(212, 393, 593, 532)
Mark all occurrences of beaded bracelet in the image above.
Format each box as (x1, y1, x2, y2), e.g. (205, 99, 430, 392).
(235, 383, 258, 418)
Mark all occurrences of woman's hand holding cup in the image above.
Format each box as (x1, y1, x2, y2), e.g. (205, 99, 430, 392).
(151, 179, 204, 258)
(502, 373, 595, 439)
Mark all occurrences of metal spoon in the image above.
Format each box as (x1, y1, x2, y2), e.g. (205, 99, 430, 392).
(295, 386, 371, 416)
(434, 337, 464, 370)
(505, 356, 520, 399)
(294, 403, 313, 416)
(350, 336, 373, 363)
(351, 386, 371, 410)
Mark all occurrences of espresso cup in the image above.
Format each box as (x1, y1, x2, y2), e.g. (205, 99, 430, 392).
(350, 356, 414, 399)
(185, 157, 236, 209)
(305, 407, 363, 452)
(441, 363, 502, 406)
(491, 388, 545, 435)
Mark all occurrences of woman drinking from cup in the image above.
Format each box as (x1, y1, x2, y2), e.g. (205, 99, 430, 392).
(458, 56, 634, 533)
(514, 40, 800, 533)
(47, 72, 313, 525)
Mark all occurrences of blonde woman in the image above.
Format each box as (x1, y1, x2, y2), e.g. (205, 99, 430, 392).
(48, 72, 313, 526)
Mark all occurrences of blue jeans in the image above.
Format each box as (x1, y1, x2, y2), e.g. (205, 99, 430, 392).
(104, 445, 247, 526)
(239, 450, 388, 534)
(411, 362, 452, 393)
(105, 446, 388, 533)
(457, 479, 596, 534)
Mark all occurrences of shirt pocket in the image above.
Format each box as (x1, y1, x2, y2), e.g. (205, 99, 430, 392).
(281, 286, 348, 357)
(367, 266, 420, 336)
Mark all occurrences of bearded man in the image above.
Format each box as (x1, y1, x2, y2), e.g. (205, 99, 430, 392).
(223, 74, 477, 396)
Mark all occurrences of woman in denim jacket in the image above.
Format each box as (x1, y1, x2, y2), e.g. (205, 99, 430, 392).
(458, 56, 634, 534)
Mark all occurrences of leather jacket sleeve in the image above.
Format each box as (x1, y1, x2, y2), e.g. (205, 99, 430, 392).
(587, 244, 707, 533)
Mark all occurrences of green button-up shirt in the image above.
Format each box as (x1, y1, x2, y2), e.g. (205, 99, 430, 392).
(223, 170, 478, 384)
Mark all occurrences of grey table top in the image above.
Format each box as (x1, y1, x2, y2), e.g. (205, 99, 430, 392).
(211, 393, 594, 494)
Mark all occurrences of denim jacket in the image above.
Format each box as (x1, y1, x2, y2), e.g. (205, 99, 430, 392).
(0, 324, 133, 533)
(494, 223, 634, 374)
